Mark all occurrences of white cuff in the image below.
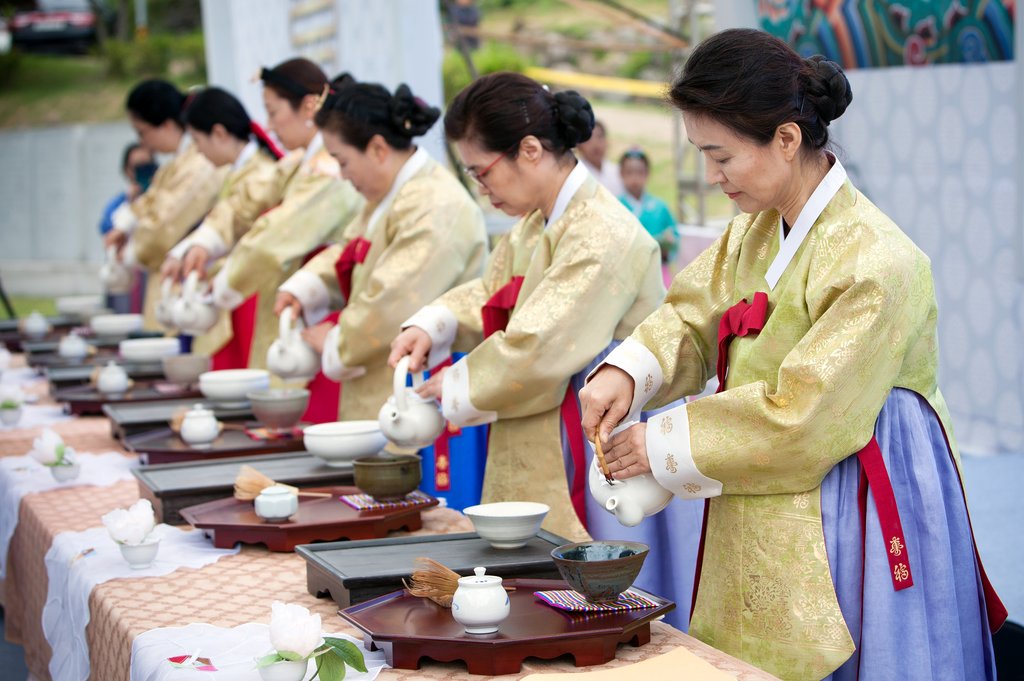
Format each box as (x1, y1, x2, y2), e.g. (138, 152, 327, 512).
(211, 266, 246, 310)
(122, 238, 139, 268)
(187, 224, 229, 260)
(111, 202, 138, 234)
(402, 305, 457, 370)
(167, 236, 193, 261)
(320, 324, 366, 382)
(587, 337, 663, 424)
(645, 404, 722, 499)
(441, 356, 497, 428)
(279, 270, 331, 327)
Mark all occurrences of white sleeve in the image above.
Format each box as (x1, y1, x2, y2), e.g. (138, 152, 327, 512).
(279, 270, 331, 327)
(211, 265, 246, 311)
(441, 356, 497, 428)
(111, 202, 139, 234)
(645, 405, 722, 500)
(185, 224, 229, 260)
(402, 305, 458, 370)
(320, 324, 366, 382)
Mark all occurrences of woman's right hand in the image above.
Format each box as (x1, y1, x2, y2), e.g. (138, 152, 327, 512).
(579, 365, 636, 445)
(160, 256, 182, 282)
(388, 327, 432, 372)
(181, 246, 211, 280)
(274, 291, 304, 319)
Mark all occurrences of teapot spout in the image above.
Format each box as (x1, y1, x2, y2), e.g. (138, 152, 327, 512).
(606, 496, 644, 528)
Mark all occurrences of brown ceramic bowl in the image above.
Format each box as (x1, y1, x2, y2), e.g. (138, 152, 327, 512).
(550, 540, 649, 603)
(161, 353, 211, 386)
(353, 453, 422, 501)
(247, 388, 309, 432)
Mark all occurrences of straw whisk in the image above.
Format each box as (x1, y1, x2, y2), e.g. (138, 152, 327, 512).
(403, 557, 515, 608)
(233, 464, 331, 500)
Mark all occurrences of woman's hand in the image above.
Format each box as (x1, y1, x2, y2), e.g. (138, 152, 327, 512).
(579, 365, 635, 444)
(274, 291, 304, 319)
(160, 256, 182, 282)
(181, 246, 211, 280)
(415, 367, 444, 400)
(104, 229, 128, 254)
(300, 321, 333, 354)
(604, 422, 651, 480)
(388, 326, 432, 371)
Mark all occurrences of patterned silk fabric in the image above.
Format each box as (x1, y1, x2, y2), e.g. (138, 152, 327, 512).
(632, 181, 959, 680)
(300, 156, 488, 419)
(198, 147, 362, 370)
(438, 175, 664, 542)
(132, 142, 225, 329)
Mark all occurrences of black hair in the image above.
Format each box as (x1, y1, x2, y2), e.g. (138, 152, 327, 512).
(120, 142, 151, 172)
(444, 72, 595, 159)
(126, 79, 186, 128)
(260, 58, 329, 110)
(670, 28, 852, 153)
(619, 148, 650, 170)
(182, 87, 280, 158)
(314, 81, 439, 151)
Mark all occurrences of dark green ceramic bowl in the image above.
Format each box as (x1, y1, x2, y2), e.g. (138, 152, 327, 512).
(550, 540, 649, 603)
(352, 453, 422, 501)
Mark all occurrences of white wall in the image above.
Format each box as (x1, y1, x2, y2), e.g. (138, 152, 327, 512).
(0, 122, 134, 296)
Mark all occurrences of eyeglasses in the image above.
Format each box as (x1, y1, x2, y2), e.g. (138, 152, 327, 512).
(463, 146, 515, 187)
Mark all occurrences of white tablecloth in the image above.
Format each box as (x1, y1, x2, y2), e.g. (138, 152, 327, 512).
(42, 525, 241, 681)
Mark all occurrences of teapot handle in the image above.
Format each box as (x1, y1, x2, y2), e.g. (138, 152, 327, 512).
(279, 306, 294, 341)
(161, 277, 174, 299)
(183, 271, 200, 301)
(105, 245, 119, 263)
(394, 356, 412, 412)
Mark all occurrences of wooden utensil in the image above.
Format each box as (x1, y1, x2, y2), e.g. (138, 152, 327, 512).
(233, 464, 332, 500)
(594, 435, 615, 483)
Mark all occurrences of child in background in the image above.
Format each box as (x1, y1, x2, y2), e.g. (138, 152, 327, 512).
(618, 148, 677, 286)
(98, 143, 156, 313)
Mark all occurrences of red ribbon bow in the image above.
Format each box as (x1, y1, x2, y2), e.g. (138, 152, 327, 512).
(333, 237, 372, 302)
(715, 291, 769, 392)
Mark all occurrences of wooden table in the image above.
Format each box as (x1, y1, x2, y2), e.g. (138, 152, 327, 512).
(0, 354, 780, 681)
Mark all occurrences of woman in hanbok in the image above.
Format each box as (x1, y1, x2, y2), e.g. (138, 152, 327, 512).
(166, 60, 362, 380)
(580, 29, 1005, 681)
(104, 79, 224, 330)
(274, 80, 488, 423)
(388, 73, 667, 546)
(157, 86, 284, 367)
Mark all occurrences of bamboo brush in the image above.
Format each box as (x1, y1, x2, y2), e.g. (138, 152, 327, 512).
(402, 557, 515, 608)
(594, 434, 615, 483)
(233, 464, 332, 500)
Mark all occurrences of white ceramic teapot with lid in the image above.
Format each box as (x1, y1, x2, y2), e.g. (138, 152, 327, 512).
(588, 422, 673, 527)
(58, 332, 89, 360)
(266, 307, 320, 380)
(100, 246, 133, 294)
(23, 311, 51, 339)
(172, 271, 219, 335)
(96, 361, 130, 394)
(451, 567, 510, 634)
(179, 404, 220, 446)
(155, 278, 178, 331)
(377, 356, 444, 450)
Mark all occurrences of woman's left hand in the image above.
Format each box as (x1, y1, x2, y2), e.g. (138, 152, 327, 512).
(300, 322, 333, 354)
(415, 368, 444, 400)
(603, 422, 652, 480)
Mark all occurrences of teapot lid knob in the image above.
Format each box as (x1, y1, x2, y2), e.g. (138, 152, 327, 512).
(473, 566, 486, 577)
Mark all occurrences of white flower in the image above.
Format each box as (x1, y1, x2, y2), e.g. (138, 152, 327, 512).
(30, 429, 64, 465)
(269, 601, 322, 659)
(102, 499, 157, 546)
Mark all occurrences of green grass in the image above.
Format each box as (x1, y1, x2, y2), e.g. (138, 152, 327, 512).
(8, 296, 58, 317)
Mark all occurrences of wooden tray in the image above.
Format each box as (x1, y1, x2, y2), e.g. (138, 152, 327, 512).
(27, 349, 120, 369)
(46, 361, 167, 391)
(341, 578, 675, 675)
(297, 531, 568, 608)
(126, 424, 307, 465)
(0, 314, 79, 333)
(104, 398, 253, 440)
(55, 381, 202, 415)
(180, 486, 438, 551)
(133, 452, 354, 524)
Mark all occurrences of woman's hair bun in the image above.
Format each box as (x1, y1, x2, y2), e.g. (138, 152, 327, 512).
(389, 83, 440, 138)
(802, 55, 852, 124)
(552, 90, 595, 148)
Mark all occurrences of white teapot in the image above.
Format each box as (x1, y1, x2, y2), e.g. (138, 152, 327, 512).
(254, 485, 299, 522)
(266, 307, 320, 380)
(155, 278, 178, 331)
(588, 457, 673, 528)
(100, 246, 133, 294)
(23, 311, 51, 339)
(377, 356, 445, 450)
(58, 332, 90, 360)
(179, 404, 220, 446)
(96, 361, 130, 394)
(451, 567, 510, 635)
(172, 271, 219, 336)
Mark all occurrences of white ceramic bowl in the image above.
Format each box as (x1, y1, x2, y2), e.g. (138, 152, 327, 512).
(55, 295, 106, 316)
(90, 313, 143, 337)
(463, 501, 550, 549)
(303, 420, 387, 467)
(198, 369, 271, 403)
(119, 337, 181, 362)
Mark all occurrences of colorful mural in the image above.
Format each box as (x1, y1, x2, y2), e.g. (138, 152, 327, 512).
(758, 0, 1015, 68)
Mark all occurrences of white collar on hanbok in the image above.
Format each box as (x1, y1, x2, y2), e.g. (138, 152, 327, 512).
(300, 132, 324, 167)
(546, 160, 590, 227)
(232, 140, 258, 171)
(764, 153, 847, 290)
(365, 146, 430, 237)
(177, 132, 192, 156)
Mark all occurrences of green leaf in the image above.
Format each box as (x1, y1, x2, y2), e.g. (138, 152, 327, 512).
(255, 653, 285, 668)
(54, 443, 65, 465)
(277, 649, 306, 662)
(315, 649, 346, 681)
(323, 638, 367, 673)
